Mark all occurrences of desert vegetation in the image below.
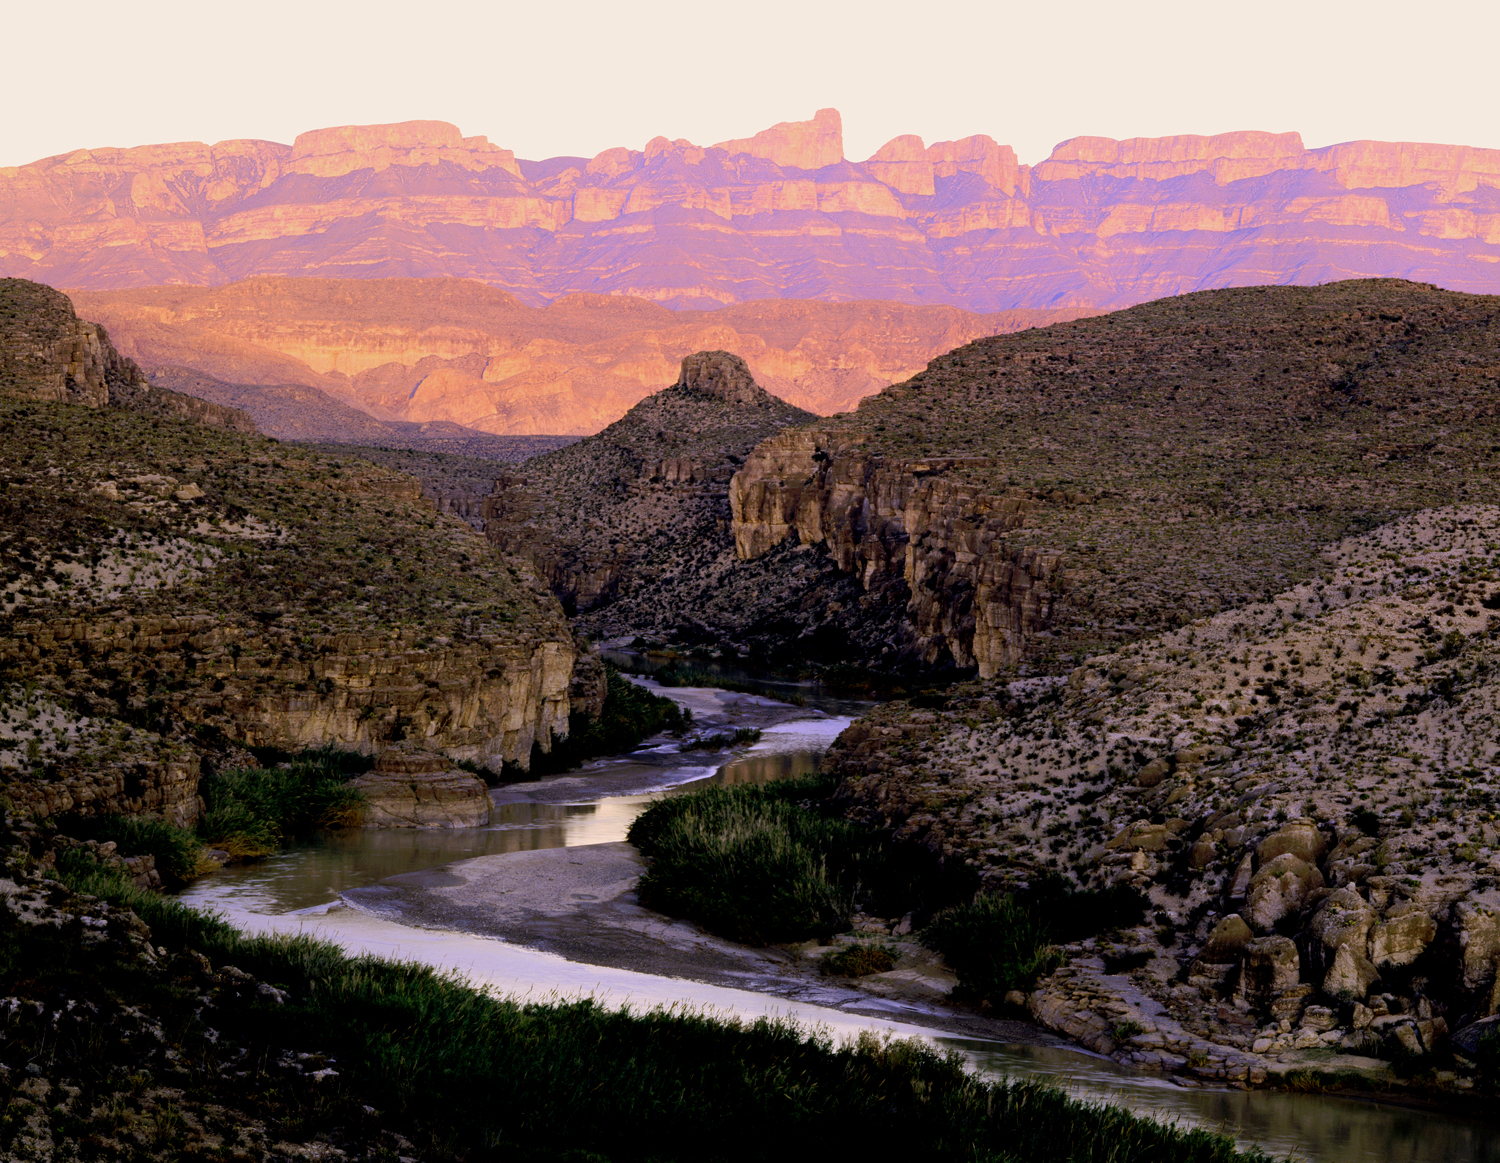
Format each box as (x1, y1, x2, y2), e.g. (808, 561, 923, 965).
(0, 821, 1264, 1162)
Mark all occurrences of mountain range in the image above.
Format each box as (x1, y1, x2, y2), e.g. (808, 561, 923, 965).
(6, 110, 1499, 312)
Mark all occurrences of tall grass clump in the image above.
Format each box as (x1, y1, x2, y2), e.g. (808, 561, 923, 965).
(57, 813, 210, 885)
(922, 876, 1151, 1004)
(197, 744, 367, 856)
(44, 849, 1263, 1162)
(628, 776, 975, 944)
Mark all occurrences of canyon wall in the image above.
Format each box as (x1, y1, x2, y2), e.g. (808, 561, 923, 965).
(729, 429, 1065, 676)
(5, 112, 1500, 311)
(70, 278, 1084, 432)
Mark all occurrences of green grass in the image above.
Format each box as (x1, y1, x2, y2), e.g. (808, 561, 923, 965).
(821, 943, 898, 977)
(55, 813, 208, 885)
(35, 849, 1265, 1163)
(197, 745, 367, 856)
(922, 878, 1151, 1004)
(513, 667, 691, 778)
(627, 776, 976, 945)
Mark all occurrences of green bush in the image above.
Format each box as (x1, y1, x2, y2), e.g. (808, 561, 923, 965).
(628, 776, 975, 945)
(922, 895, 1060, 1002)
(57, 813, 208, 886)
(42, 850, 1263, 1163)
(922, 878, 1150, 1005)
(821, 943, 898, 977)
(198, 745, 366, 855)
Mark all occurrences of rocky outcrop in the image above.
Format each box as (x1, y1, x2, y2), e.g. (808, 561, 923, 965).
(0, 279, 253, 431)
(483, 351, 815, 620)
(8, 114, 1500, 312)
(730, 428, 1065, 675)
(350, 746, 492, 828)
(71, 278, 1084, 432)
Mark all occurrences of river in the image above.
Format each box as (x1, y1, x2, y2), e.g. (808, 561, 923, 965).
(178, 669, 1500, 1163)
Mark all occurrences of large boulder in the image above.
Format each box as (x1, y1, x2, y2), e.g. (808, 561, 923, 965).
(1200, 914, 1254, 963)
(1247, 853, 1324, 930)
(1369, 902, 1437, 970)
(1256, 820, 1328, 866)
(351, 747, 492, 829)
(1237, 936, 1301, 1008)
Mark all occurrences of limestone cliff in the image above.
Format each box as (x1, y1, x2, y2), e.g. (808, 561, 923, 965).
(0, 282, 584, 824)
(0, 280, 253, 431)
(6, 114, 1500, 310)
(731, 279, 1500, 676)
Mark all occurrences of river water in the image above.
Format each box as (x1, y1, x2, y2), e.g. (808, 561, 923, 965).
(178, 674, 1500, 1163)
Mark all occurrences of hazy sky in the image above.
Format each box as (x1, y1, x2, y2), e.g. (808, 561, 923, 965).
(5, 0, 1495, 168)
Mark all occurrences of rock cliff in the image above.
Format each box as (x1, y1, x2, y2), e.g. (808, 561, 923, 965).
(69, 277, 1084, 433)
(6, 113, 1500, 309)
(731, 279, 1500, 676)
(0, 280, 253, 431)
(0, 281, 585, 824)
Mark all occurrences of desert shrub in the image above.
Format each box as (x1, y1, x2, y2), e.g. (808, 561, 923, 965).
(519, 667, 691, 777)
(922, 895, 1060, 1002)
(922, 877, 1151, 1004)
(198, 746, 366, 855)
(57, 813, 208, 885)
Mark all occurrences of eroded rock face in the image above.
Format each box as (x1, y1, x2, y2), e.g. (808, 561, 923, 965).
(729, 428, 1056, 674)
(1237, 937, 1300, 1008)
(12, 114, 1500, 316)
(351, 747, 492, 828)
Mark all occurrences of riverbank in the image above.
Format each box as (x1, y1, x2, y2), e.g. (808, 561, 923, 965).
(341, 839, 1052, 1046)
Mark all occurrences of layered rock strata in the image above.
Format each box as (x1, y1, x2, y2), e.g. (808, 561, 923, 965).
(0, 281, 585, 825)
(71, 278, 1084, 432)
(7, 114, 1500, 310)
(731, 279, 1500, 676)
(351, 746, 492, 828)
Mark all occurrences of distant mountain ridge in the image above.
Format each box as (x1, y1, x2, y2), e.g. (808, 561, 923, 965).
(4, 111, 1499, 309)
(73, 277, 1084, 432)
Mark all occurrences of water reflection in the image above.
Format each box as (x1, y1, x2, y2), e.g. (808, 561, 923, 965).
(948, 1041, 1500, 1163)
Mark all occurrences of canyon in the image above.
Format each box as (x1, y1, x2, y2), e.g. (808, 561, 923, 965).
(71, 276, 1082, 432)
(3, 111, 1499, 314)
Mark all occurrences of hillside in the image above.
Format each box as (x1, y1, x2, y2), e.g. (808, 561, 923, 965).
(730, 278, 1500, 675)
(0, 278, 585, 824)
(825, 507, 1500, 1083)
(71, 277, 1085, 432)
(485, 351, 836, 641)
(3, 114, 1498, 309)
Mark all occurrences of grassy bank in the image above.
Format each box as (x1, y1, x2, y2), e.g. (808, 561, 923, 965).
(23, 846, 1265, 1163)
(627, 775, 976, 944)
(628, 777, 1150, 1002)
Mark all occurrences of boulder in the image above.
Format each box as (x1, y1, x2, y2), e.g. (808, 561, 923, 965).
(1454, 900, 1500, 992)
(1257, 820, 1328, 866)
(1368, 902, 1437, 969)
(1246, 853, 1324, 930)
(1306, 887, 1376, 970)
(350, 747, 492, 828)
(1324, 942, 1380, 1001)
(1199, 914, 1254, 963)
(1238, 936, 1300, 1008)
(1450, 1015, 1500, 1062)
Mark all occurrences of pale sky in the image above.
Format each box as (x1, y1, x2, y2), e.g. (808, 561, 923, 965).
(4, 0, 1496, 169)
